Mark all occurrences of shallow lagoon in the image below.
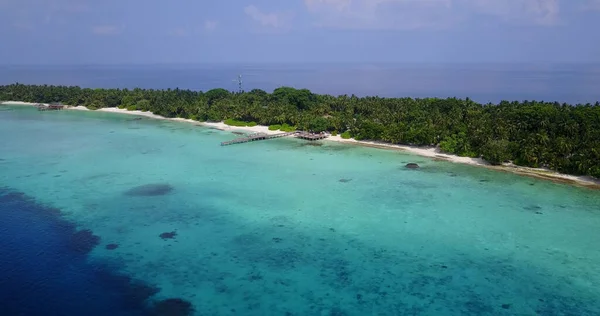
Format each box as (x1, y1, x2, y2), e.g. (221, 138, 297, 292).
(1, 105, 600, 315)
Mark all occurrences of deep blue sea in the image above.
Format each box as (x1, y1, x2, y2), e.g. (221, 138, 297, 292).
(0, 188, 155, 316)
(1, 65, 600, 316)
(1, 63, 600, 104)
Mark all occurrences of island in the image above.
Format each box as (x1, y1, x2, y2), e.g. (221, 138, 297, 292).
(1, 83, 599, 182)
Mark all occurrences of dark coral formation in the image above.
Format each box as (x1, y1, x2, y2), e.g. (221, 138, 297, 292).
(123, 282, 160, 310)
(0, 190, 31, 204)
(524, 205, 542, 211)
(159, 231, 177, 240)
(105, 243, 119, 250)
(149, 298, 194, 316)
(405, 163, 420, 169)
(0, 187, 164, 315)
(124, 184, 174, 197)
(338, 178, 352, 183)
(68, 229, 101, 254)
(524, 205, 543, 214)
(302, 142, 323, 147)
(93, 269, 161, 310)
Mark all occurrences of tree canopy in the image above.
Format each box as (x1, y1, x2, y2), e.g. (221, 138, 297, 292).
(1, 83, 599, 178)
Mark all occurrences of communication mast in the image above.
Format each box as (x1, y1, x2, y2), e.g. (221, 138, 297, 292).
(232, 74, 243, 93)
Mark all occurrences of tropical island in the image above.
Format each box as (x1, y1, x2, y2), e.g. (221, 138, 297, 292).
(1, 83, 599, 183)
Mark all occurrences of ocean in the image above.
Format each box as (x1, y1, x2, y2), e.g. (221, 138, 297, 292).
(1, 104, 600, 315)
(1, 63, 600, 104)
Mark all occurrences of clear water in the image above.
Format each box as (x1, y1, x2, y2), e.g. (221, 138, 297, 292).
(1, 105, 600, 315)
(2, 63, 600, 104)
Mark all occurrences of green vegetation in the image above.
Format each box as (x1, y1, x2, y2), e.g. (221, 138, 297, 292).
(1, 83, 599, 178)
(224, 119, 256, 127)
(341, 131, 352, 139)
(279, 123, 296, 132)
(268, 123, 296, 132)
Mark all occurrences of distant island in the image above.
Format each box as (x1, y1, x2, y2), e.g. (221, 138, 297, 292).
(1, 83, 599, 180)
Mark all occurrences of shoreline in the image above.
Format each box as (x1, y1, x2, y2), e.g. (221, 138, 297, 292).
(3, 101, 599, 189)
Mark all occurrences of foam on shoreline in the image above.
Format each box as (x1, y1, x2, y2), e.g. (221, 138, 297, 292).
(2, 101, 598, 189)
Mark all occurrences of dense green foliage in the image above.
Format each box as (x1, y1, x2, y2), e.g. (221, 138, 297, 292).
(341, 131, 352, 139)
(224, 119, 257, 127)
(269, 123, 296, 132)
(1, 83, 599, 178)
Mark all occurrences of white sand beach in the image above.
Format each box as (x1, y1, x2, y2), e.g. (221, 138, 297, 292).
(2, 101, 598, 189)
(1, 101, 48, 106)
(67, 105, 90, 111)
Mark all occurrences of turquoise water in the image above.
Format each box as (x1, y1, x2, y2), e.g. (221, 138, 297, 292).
(1, 105, 600, 315)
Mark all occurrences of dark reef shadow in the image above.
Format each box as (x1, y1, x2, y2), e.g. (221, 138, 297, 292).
(149, 298, 195, 316)
(0, 186, 194, 316)
(159, 231, 177, 240)
(124, 184, 174, 197)
(68, 229, 101, 254)
(106, 243, 119, 250)
(300, 142, 323, 147)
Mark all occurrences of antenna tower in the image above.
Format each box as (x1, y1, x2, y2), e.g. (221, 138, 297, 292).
(232, 74, 243, 93)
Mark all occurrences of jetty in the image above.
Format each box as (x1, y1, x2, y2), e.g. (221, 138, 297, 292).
(220, 131, 329, 146)
(220, 132, 296, 146)
(37, 103, 64, 111)
(296, 131, 328, 141)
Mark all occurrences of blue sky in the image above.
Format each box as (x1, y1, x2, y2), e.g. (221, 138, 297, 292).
(1, 0, 599, 64)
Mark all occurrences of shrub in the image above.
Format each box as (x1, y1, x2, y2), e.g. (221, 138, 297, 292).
(224, 119, 258, 127)
(224, 118, 238, 126)
(269, 124, 281, 131)
(224, 119, 244, 126)
(331, 131, 338, 136)
(341, 131, 352, 139)
(280, 123, 296, 132)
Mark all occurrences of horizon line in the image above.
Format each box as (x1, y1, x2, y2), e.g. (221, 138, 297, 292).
(1, 61, 600, 67)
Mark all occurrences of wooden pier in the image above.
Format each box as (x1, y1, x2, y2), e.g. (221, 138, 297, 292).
(221, 132, 296, 146)
(296, 131, 328, 141)
(37, 103, 64, 111)
(221, 131, 329, 146)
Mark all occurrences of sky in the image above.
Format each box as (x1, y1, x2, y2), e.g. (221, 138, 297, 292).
(0, 0, 599, 64)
